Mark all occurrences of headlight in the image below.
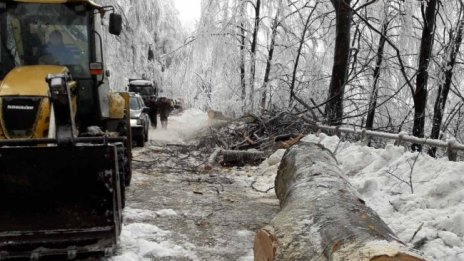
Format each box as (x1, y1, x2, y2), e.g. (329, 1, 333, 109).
(130, 119, 143, 126)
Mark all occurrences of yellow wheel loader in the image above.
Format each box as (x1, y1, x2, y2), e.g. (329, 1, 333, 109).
(0, 0, 132, 259)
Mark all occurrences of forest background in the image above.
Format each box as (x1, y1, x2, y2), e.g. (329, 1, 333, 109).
(102, 0, 464, 153)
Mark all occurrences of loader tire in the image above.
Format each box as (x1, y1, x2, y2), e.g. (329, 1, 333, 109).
(115, 117, 132, 187)
(136, 133, 145, 147)
(116, 146, 128, 208)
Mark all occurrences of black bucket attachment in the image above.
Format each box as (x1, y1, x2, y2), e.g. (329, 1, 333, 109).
(0, 143, 123, 259)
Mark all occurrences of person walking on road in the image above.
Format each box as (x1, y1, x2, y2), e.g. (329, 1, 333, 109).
(156, 97, 173, 129)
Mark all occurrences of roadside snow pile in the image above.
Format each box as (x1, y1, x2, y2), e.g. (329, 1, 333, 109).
(250, 149, 286, 193)
(111, 222, 197, 261)
(302, 134, 464, 261)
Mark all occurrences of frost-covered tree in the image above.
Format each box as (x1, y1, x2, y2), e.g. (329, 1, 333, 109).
(98, 0, 183, 92)
(149, 0, 464, 145)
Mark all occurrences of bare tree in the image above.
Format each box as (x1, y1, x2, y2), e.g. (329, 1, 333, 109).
(412, 0, 439, 151)
(239, 1, 247, 112)
(429, 5, 464, 156)
(249, 0, 261, 111)
(289, 3, 318, 108)
(261, 8, 281, 111)
(325, 0, 353, 125)
(366, 11, 390, 130)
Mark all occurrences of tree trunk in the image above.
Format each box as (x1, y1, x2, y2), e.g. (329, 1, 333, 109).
(261, 8, 280, 112)
(239, 2, 247, 112)
(254, 142, 425, 261)
(289, 5, 317, 108)
(325, 0, 352, 125)
(412, 0, 438, 151)
(366, 20, 389, 130)
(249, 0, 261, 112)
(429, 14, 464, 157)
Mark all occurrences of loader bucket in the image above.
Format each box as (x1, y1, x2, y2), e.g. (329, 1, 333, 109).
(0, 143, 123, 259)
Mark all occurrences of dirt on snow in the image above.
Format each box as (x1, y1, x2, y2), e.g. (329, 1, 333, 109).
(112, 110, 280, 260)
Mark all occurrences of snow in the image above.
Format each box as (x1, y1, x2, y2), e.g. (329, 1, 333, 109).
(149, 108, 209, 145)
(300, 134, 464, 261)
(124, 208, 177, 220)
(128, 80, 153, 86)
(156, 209, 178, 217)
(114, 109, 274, 260)
(117, 109, 463, 260)
(111, 221, 198, 261)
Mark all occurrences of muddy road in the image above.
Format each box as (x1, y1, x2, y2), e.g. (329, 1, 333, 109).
(111, 110, 280, 261)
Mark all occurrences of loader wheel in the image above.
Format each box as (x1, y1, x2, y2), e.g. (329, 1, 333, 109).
(116, 146, 128, 208)
(136, 133, 145, 147)
(116, 117, 132, 186)
(118, 145, 132, 187)
(144, 125, 149, 142)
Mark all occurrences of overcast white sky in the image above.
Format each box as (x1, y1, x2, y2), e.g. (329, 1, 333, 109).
(173, 0, 202, 31)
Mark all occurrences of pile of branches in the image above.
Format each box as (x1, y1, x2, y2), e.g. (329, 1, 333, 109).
(199, 111, 314, 156)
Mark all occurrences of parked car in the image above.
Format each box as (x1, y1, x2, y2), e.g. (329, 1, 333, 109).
(128, 79, 158, 127)
(129, 93, 150, 146)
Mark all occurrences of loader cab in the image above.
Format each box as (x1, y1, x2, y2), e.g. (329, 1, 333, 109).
(0, 1, 122, 128)
(0, 2, 93, 78)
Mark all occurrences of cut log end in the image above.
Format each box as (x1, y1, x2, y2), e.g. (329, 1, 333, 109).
(338, 242, 427, 261)
(254, 228, 276, 261)
(371, 253, 425, 261)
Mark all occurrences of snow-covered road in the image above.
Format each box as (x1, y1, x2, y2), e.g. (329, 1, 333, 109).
(110, 109, 280, 260)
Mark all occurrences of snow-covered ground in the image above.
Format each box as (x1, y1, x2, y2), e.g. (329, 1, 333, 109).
(110, 109, 279, 260)
(148, 108, 210, 145)
(110, 109, 463, 260)
(302, 134, 464, 261)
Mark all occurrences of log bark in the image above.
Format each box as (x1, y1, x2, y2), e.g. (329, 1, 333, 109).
(254, 142, 425, 261)
(221, 150, 265, 166)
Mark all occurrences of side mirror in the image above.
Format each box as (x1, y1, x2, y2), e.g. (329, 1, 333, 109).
(142, 107, 150, 113)
(109, 13, 122, 36)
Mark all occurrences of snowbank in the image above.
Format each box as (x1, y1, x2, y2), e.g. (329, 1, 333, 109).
(301, 134, 464, 261)
(111, 216, 198, 261)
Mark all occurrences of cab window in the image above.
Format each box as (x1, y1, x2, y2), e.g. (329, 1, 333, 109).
(0, 3, 90, 79)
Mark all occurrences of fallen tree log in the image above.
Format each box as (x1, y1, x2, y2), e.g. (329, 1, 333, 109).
(254, 142, 425, 261)
(221, 150, 265, 166)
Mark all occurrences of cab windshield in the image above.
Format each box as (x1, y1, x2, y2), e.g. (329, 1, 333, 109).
(0, 3, 90, 79)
